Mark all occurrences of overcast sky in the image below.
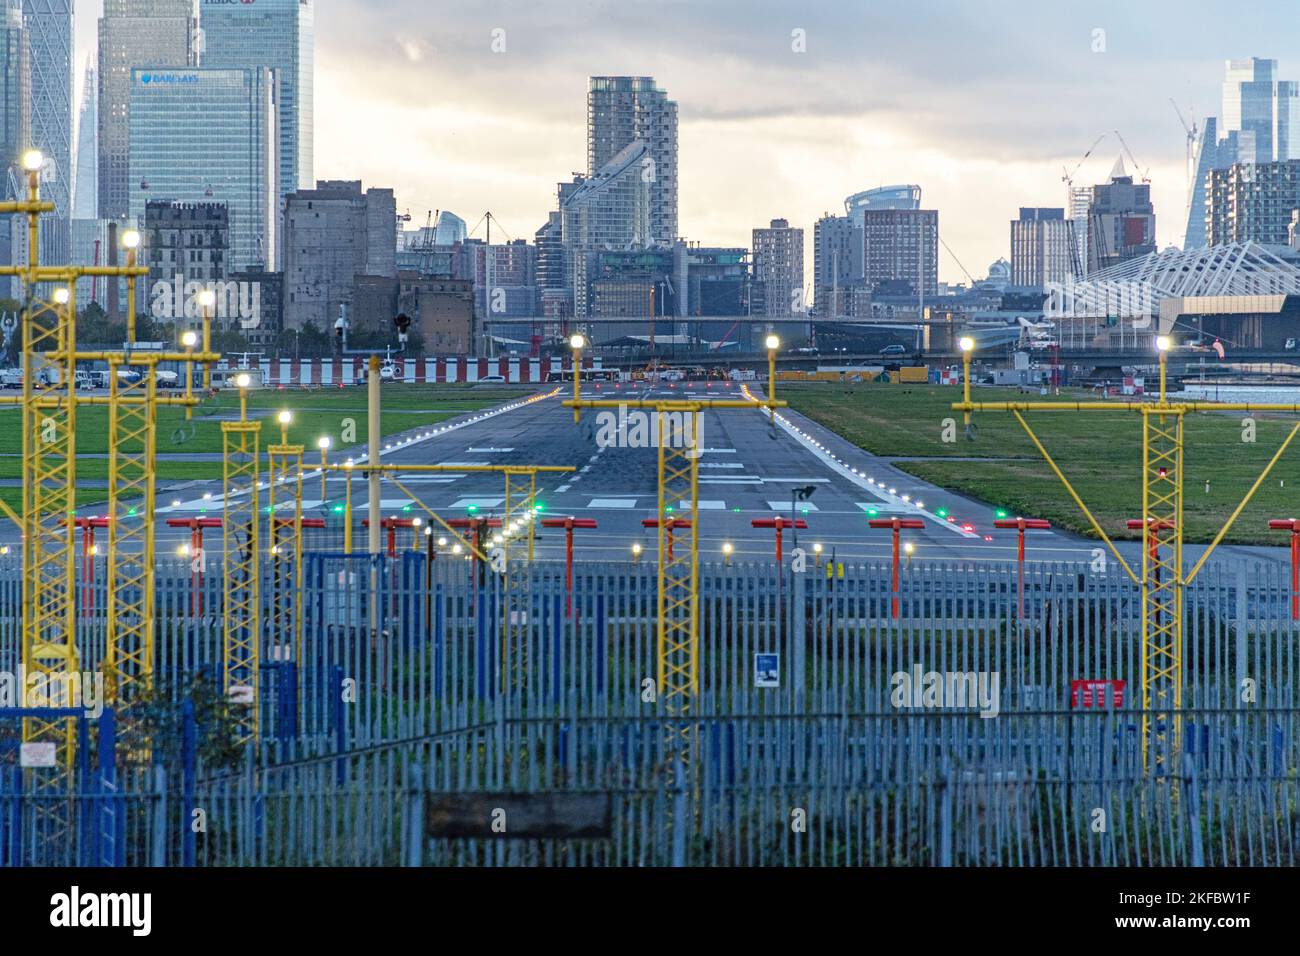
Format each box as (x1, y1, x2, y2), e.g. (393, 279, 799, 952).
(75, 0, 1298, 284)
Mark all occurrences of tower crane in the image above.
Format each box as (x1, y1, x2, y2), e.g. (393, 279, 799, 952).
(1113, 130, 1151, 183)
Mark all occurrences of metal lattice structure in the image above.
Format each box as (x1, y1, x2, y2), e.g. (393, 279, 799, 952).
(1054, 241, 1300, 319)
(222, 386, 261, 745)
(957, 343, 1300, 772)
(104, 358, 158, 713)
(501, 468, 537, 691)
(1140, 407, 1184, 771)
(21, 285, 77, 830)
(267, 438, 304, 666)
(656, 409, 701, 780)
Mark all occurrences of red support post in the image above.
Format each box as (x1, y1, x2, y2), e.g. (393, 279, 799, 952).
(640, 518, 692, 564)
(70, 517, 111, 616)
(1268, 519, 1300, 621)
(751, 516, 809, 564)
(167, 517, 223, 615)
(869, 517, 924, 619)
(993, 517, 1051, 621)
(542, 517, 598, 618)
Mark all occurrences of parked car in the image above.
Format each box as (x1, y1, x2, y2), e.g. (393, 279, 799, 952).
(879, 344, 908, 357)
(479, 374, 506, 383)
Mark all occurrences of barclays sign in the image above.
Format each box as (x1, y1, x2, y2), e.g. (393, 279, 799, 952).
(139, 73, 201, 85)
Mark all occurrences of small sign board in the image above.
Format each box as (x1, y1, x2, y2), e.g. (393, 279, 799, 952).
(20, 742, 57, 768)
(1071, 679, 1125, 709)
(754, 653, 780, 688)
(227, 684, 254, 704)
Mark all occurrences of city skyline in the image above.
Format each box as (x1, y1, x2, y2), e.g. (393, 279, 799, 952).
(58, 1, 1295, 285)
(222, 0, 1294, 285)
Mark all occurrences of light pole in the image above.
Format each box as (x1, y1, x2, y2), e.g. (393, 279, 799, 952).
(181, 329, 198, 417)
(959, 336, 975, 436)
(317, 436, 331, 502)
(790, 484, 816, 553)
(569, 333, 585, 423)
(198, 288, 216, 392)
(121, 228, 141, 342)
(765, 334, 780, 409)
(343, 458, 354, 554)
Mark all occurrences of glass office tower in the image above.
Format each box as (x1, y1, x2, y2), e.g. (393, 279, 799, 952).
(128, 67, 279, 272)
(201, 0, 313, 199)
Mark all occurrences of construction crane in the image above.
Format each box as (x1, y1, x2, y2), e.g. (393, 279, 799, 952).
(1061, 132, 1108, 191)
(1113, 130, 1151, 183)
(1170, 100, 1199, 185)
(1062, 133, 1108, 278)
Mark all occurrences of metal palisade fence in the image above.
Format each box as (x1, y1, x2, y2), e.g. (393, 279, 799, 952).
(1, 553, 1298, 865)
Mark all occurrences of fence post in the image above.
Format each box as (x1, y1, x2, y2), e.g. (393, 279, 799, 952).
(1235, 564, 1248, 705)
(792, 560, 806, 713)
(1183, 753, 1204, 867)
(938, 762, 953, 867)
(181, 700, 197, 867)
(403, 762, 424, 867)
(98, 707, 118, 867)
(151, 765, 167, 867)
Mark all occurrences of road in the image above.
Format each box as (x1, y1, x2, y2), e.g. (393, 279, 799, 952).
(116, 381, 1290, 571)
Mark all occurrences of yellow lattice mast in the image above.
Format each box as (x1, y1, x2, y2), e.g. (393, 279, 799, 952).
(501, 467, 538, 691)
(222, 373, 261, 745)
(104, 355, 158, 715)
(564, 331, 786, 785)
(268, 410, 305, 667)
(954, 335, 1300, 772)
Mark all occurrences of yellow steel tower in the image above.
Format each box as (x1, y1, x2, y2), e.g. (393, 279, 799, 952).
(565, 333, 785, 783)
(268, 411, 305, 666)
(223, 374, 261, 744)
(501, 467, 537, 691)
(954, 335, 1300, 771)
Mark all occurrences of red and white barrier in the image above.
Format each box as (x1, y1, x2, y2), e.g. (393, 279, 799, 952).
(234, 355, 601, 388)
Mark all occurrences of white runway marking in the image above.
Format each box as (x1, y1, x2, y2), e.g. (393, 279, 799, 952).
(767, 500, 819, 512)
(449, 497, 505, 509)
(588, 498, 638, 509)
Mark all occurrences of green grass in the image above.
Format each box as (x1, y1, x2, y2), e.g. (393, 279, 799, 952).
(0, 383, 535, 505)
(782, 382, 1300, 545)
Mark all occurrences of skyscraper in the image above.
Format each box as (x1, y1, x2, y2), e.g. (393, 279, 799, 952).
(812, 213, 861, 315)
(1086, 157, 1156, 272)
(98, 0, 193, 222)
(751, 218, 804, 317)
(129, 67, 279, 273)
(1188, 59, 1300, 248)
(1010, 208, 1076, 289)
(1207, 161, 1300, 246)
(200, 0, 314, 199)
(72, 55, 95, 220)
(562, 140, 651, 317)
(861, 208, 938, 297)
(0, 0, 28, 298)
(587, 76, 677, 243)
(23, 0, 72, 261)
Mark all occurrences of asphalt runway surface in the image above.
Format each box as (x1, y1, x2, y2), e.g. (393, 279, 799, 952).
(112, 381, 1289, 571)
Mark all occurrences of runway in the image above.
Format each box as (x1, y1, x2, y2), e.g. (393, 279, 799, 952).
(131, 381, 1289, 569)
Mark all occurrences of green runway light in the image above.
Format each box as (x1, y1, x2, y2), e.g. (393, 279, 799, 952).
(533, 503, 545, 513)
(467, 504, 478, 513)
(332, 505, 344, 513)
(402, 504, 411, 512)
(127, 508, 137, 516)
(995, 509, 1008, 519)
(866, 508, 878, 516)
(936, 508, 949, 518)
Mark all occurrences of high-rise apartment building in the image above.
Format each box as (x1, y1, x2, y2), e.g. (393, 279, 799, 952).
(99, 0, 193, 222)
(861, 208, 938, 297)
(813, 213, 862, 314)
(1185, 59, 1300, 249)
(1206, 161, 1300, 246)
(1010, 207, 1077, 289)
(282, 179, 397, 332)
(752, 218, 804, 317)
(24, 0, 71, 261)
(587, 76, 677, 243)
(1086, 158, 1156, 271)
(129, 67, 279, 273)
(200, 0, 314, 199)
(562, 140, 651, 317)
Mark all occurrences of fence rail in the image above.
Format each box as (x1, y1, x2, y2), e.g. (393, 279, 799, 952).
(1, 553, 1297, 866)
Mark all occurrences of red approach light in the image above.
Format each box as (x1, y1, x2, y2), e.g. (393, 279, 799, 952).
(946, 516, 956, 523)
(1158, 466, 1168, 478)
(962, 524, 975, 533)
(984, 535, 994, 542)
